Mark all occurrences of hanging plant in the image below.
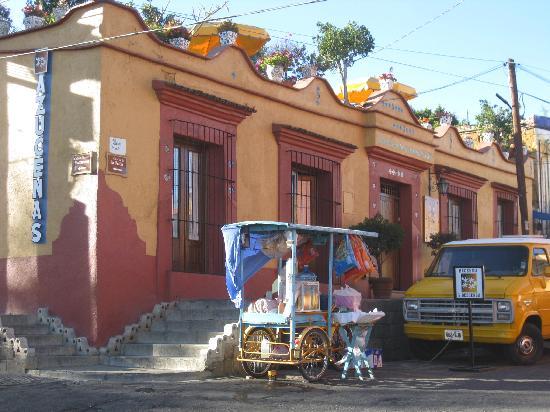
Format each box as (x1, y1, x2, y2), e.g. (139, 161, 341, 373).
(22, 1, 46, 18)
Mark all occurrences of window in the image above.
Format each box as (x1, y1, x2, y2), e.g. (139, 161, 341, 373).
(291, 169, 318, 225)
(448, 196, 463, 239)
(532, 248, 549, 276)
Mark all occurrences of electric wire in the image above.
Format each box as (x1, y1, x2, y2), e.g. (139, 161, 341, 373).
(381, 47, 504, 63)
(0, 0, 328, 61)
(518, 65, 550, 86)
(417, 64, 505, 95)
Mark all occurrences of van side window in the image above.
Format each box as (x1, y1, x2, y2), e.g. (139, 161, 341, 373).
(532, 248, 549, 276)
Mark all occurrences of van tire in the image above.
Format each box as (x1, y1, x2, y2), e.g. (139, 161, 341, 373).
(409, 339, 446, 361)
(506, 323, 543, 365)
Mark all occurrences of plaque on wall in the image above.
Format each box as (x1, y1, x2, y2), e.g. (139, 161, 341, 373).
(424, 196, 440, 242)
(71, 152, 96, 176)
(107, 153, 127, 177)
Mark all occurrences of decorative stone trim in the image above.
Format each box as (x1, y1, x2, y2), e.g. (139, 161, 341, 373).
(100, 302, 176, 355)
(37, 307, 98, 355)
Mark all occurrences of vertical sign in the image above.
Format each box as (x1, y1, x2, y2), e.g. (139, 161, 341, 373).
(31, 50, 51, 243)
(453, 266, 485, 300)
(424, 196, 440, 242)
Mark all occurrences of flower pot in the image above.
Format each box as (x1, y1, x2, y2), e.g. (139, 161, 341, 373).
(301, 64, 317, 78)
(266, 64, 284, 82)
(53, 6, 69, 21)
(348, 277, 371, 300)
(370, 277, 393, 299)
(219, 30, 238, 46)
(0, 18, 10, 36)
(23, 15, 45, 30)
(379, 78, 394, 91)
(169, 37, 190, 49)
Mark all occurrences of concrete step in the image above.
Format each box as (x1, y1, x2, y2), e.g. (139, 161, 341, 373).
(34, 345, 76, 356)
(0, 314, 38, 327)
(104, 355, 206, 371)
(0, 347, 14, 360)
(12, 324, 51, 335)
(25, 334, 64, 347)
(122, 343, 208, 357)
(135, 330, 223, 344)
(34, 355, 100, 369)
(150, 320, 232, 333)
(175, 300, 236, 311)
(165, 308, 238, 322)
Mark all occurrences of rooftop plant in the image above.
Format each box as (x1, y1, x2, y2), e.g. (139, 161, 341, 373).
(379, 71, 397, 81)
(23, 1, 46, 18)
(217, 20, 238, 33)
(0, 4, 12, 23)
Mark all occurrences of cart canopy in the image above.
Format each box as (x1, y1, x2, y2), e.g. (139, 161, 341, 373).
(221, 221, 377, 308)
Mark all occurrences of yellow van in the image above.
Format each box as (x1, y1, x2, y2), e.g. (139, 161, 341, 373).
(403, 237, 550, 365)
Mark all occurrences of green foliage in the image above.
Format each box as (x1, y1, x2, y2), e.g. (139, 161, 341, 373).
(0, 4, 12, 23)
(217, 20, 238, 33)
(426, 232, 457, 256)
(350, 214, 404, 276)
(315, 21, 375, 103)
(413, 105, 459, 128)
(474, 99, 513, 150)
(252, 41, 327, 81)
(129, 0, 189, 41)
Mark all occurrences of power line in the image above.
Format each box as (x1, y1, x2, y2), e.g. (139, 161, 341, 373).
(0, 0, 328, 61)
(370, 0, 466, 57)
(518, 65, 550, 86)
(417, 64, 504, 95)
(381, 47, 503, 63)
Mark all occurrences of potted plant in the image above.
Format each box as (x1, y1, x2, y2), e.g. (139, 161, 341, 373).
(258, 51, 293, 82)
(22, 1, 46, 30)
(165, 18, 191, 49)
(351, 214, 404, 299)
(378, 71, 397, 91)
(0, 4, 12, 36)
(52, 0, 69, 22)
(217, 20, 239, 46)
(426, 232, 457, 256)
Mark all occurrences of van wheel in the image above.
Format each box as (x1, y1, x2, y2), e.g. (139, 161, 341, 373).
(506, 323, 543, 365)
(409, 339, 446, 361)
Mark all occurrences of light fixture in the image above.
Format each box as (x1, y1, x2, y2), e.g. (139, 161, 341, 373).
(428, 170, 449, 195)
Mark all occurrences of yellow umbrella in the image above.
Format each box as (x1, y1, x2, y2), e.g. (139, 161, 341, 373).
(188, 22, 270, 57)
(337, 77, 417, 103)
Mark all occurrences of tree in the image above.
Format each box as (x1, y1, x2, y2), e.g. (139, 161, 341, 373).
(412, 105, 459, 129)
(475, 99, 513, 150)
(426, 232, 457, 256)
(315, 21, 375, 104)
(350, 214, 404, 277)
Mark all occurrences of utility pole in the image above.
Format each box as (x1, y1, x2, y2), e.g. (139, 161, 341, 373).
(508, 58, 529, 234)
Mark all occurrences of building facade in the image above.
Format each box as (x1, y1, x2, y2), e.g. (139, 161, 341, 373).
(0, 1, 534, 346)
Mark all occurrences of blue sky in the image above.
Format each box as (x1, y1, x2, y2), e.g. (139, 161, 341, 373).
(5, 0, 550, 121)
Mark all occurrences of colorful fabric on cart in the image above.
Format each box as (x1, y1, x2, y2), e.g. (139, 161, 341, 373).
(222, 226, 272, 308)
(343, 235, 379, 282)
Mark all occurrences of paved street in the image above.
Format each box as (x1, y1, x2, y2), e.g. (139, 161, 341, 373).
(3, 347, 550, 411)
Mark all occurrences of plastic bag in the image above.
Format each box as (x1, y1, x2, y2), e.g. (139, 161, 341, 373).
(333, 235, 359, 276)
(261, 233, 289, 258)
(297, 240, 319, 269)
(333, 285, 362, 311)
(344, 235, 379, 282)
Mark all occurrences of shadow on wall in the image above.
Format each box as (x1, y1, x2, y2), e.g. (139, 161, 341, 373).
(0, 61, 7, 312)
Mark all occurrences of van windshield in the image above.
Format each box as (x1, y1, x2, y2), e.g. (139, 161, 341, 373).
(427, 245, 529, 277)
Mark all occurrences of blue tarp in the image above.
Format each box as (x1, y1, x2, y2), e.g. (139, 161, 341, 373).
(222, 227, 272, 308)
(534, 115, 550, 132)
(534, 210, 550, 221)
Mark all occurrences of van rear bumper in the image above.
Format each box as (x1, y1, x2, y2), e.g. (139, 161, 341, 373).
(404, 322, 517, 344)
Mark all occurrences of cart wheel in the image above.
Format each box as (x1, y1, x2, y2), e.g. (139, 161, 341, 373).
(241, 327, 275, 378)
(330, 325, 352, 371)
(298, 328, 329, 382)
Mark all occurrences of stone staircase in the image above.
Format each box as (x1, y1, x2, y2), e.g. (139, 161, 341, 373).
(103, 300, 239, 374)
(0, 311, 99, 372)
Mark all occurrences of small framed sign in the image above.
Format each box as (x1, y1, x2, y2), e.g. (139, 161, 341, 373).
(106, 153, 127, 177)
(71, 152, 95, 176)
(453, 266, 485, 300)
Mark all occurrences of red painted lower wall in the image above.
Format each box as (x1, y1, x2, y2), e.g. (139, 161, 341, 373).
(96, 172, 157, 346)
(0, 201, 99, 343)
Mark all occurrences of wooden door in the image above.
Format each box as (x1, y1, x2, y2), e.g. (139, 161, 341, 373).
(380, 181, 400, 288)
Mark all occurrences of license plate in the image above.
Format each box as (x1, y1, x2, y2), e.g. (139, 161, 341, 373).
(444, 329, 464, 341)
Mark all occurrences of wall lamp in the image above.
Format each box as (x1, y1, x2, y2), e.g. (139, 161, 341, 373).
(428, 170, 449, 196)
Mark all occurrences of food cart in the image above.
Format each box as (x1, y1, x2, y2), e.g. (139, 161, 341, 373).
(221, 221, 379, 382)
